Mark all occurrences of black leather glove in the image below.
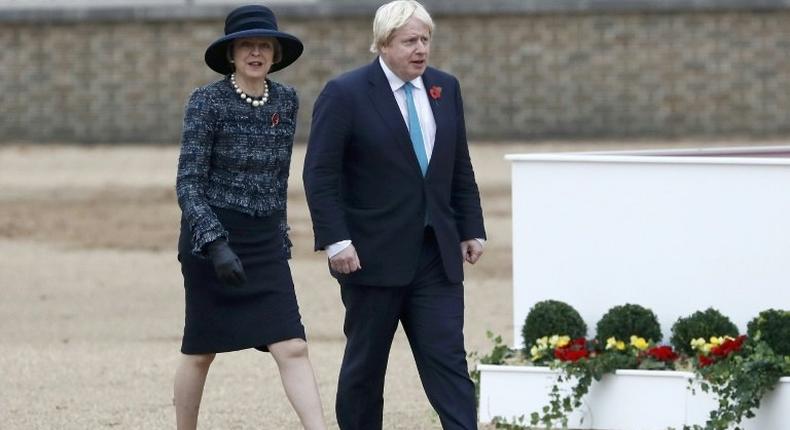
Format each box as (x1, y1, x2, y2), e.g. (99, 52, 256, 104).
(207, 239, 247, 287)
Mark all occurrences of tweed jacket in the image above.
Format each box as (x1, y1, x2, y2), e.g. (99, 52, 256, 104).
(176, 76, 298, 257)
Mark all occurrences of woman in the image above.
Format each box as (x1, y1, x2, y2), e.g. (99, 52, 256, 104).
(174, 5, 326, 429)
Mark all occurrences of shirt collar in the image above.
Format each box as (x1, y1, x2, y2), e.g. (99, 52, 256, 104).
(379, 57, 424, 93)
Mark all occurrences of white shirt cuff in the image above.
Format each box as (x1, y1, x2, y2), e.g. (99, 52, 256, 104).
(328, 238, 481, 258)
(326, 240, 352, 259)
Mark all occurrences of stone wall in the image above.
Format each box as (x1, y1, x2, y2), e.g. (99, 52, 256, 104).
(2, 1, 790, 142)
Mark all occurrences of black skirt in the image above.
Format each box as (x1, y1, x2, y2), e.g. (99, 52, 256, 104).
(178, 206, 305, 354)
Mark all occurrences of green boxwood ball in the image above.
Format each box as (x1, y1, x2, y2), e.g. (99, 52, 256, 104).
(747, 309, 790, 356)
(670, 308, 739, 356)
(522, 299, 587, 352)
(596, 303, 662, 344)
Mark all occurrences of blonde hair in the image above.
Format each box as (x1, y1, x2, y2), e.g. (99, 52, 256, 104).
(370, 0, 434, 54)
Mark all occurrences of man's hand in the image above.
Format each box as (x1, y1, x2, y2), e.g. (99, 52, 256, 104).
(330, 244, 362, 274)
(461, 239, 483, 264)
(207, 239, 247, 287)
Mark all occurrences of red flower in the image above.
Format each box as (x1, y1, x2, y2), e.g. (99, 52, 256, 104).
(645, 345, 679, 362)
(553, 337, 590, 362)
(429, 85, 442, 100)
(554, 348, 589, 362)
(271, 112, 280, 126)
(698, 355, 715, 367)
(710, 335, 746, 358)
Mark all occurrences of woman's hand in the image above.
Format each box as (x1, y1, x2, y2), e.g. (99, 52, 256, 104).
(207, 239, 247, 287)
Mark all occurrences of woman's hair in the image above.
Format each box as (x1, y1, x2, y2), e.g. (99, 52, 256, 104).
(370, 0, 434, 54)
(226, 38, 283, 69)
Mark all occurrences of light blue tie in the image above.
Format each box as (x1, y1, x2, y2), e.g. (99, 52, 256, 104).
(404, 82, 428, 176)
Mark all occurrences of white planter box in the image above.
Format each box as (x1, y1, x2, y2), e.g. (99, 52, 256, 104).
(478, 364, 790, 430)
(507, 146, 790, 347)
(490, 146, 790, 429)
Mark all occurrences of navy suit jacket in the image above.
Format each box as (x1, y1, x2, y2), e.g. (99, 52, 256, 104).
(303, 59, 486, 286)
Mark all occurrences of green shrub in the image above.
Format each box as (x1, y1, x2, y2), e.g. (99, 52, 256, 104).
(670, 308, 739, 356)
(595, 303, 661, 344)
(747, 309, 790, 356)
(522, 300, 587, 351)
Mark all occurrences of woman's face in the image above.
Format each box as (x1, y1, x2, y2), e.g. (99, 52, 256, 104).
(232, 37, 278, 81)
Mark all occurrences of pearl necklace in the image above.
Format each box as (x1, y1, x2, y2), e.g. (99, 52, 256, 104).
(231, 73, 269, 107)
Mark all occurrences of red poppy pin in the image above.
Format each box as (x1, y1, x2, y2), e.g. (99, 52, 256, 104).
(271, 112, 280, 126)
(429, 85, 442, 100)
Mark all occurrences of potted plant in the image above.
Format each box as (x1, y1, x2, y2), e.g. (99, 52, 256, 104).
(475, 303, 790, 430)
(686, 309, 790, 430)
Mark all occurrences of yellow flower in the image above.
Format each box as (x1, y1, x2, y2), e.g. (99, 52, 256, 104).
(630, 335, 649, 351)
(606, 337, 625, 351)
(710, 336, 724, 346)
(690, 338, 707, 351)
(530, 345, 542, 360)
(545, 334, 571, 348)
(536, 336, 549, 349)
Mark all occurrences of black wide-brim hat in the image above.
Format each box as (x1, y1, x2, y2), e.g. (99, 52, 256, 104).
(204, 4, 304, 75)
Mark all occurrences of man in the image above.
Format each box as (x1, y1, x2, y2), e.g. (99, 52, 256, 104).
(303, 1, 486, 428)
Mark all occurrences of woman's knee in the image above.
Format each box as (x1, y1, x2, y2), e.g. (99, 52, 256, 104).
(183, 353, 216, 369)
(269, 338, 309, 360)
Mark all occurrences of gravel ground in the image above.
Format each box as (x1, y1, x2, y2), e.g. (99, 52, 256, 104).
(0, 139, 778, 429)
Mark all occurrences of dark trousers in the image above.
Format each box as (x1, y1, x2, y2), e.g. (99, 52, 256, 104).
(335, 228, 477, 430)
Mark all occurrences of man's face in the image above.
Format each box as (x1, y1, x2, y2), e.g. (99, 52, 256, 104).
(380, 16, 431, 82)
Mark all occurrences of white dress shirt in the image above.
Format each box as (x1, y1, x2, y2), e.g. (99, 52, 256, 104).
(379, 57, 437, 161)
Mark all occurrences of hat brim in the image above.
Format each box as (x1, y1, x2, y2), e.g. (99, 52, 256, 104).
(205, 29, 304, 75)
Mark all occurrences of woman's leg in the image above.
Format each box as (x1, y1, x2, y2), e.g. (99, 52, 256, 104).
(174, 353, 216, 430)
(268, 338, 327, 430)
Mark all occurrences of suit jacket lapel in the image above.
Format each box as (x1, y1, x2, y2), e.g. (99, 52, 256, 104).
(421, 69, 444, 176)
(366, 59, 424, 176)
